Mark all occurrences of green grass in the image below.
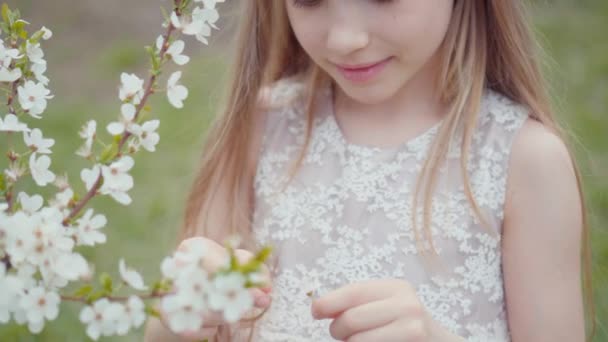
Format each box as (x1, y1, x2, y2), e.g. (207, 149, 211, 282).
(0, 1, 607, 341)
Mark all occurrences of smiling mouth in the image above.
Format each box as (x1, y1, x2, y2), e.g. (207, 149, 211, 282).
(333, 56, 394, 83)
(335, 57, 393, 70)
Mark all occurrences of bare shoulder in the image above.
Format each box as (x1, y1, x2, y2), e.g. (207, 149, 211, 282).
(505, 117, 581, 227)
(502, 117, 585, 340)
(508, 118, 575, 181)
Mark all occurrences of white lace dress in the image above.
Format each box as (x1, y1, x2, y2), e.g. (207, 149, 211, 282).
(242, 77, 529, 341)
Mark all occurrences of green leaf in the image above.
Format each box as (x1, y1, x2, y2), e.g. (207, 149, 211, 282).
(2, 4, 10, 26)
(160, 6, 170, 23)
(99, 273, 113, 293)
(73, 284, 94, 298)
(145, 305, 161, 318)
(87, 290, 106, 303)
(255, 246, 273, 263)
(239, 246, 272, 274)
(0, 174, 5, 192)
(13, 19, 27, 32)
(99, 141, 119, 163)
(29, 30, 45, 43)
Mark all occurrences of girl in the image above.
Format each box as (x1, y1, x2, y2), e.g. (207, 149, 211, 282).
(146, 0, 594, 341)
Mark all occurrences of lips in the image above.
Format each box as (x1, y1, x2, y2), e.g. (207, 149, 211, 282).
(336, 57, 392, 70)
(333, 56, 393, 83)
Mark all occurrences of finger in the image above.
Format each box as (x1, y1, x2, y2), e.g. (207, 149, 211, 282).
(312, 280, 403, 320)
(177, 327, 218, 341)
(176, 237, 229, 272)
(234, 248, 273, 289)
(250, 287, 272, 308)
(346, 318, 427, 342)
(329, 298, 397, 341)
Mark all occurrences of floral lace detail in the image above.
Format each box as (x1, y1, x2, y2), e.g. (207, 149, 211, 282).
(247, 78, 529, 341)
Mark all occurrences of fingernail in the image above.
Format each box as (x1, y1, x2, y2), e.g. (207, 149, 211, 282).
(255, 295, 271, 308)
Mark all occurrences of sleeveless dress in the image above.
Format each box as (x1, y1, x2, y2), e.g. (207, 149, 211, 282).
(242, 76, 529, 341)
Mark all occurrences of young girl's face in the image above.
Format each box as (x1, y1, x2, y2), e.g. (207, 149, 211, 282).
(285, 0, 454, 104)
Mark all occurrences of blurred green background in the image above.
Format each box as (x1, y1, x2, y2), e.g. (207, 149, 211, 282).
(0, 0, 606, 341)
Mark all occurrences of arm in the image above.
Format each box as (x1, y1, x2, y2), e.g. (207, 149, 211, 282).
(144, 317, 213, 342)
(143, 95, 269, 341)
(502, 119, 586, 341)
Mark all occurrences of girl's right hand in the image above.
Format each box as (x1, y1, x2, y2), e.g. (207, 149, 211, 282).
(160, 237, 273, 341)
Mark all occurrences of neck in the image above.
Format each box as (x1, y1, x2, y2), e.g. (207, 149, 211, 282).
(329, 55, 449, 148)
(333, 56, 446, 125)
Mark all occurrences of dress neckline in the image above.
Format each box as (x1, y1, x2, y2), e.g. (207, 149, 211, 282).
(322, 83, 444, 155)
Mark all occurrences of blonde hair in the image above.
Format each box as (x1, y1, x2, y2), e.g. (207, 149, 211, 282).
(181, 1, 595, 340)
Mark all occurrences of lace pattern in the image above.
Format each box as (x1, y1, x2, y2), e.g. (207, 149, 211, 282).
(244, 77, 529, 341)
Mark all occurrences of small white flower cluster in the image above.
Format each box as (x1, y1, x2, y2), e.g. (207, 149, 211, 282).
(159, 242, 256, 333)
(167, 0, 225, 45)
(0, 1, 267, 339)
(79, 296, 146, 340)
(77, 259, 148, 340)
(0, 202, 90, 333)
(0, 28, 55, 187)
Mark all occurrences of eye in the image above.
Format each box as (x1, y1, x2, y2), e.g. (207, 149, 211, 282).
(291, 0, 394, 9)
(291, 0, 322, 8)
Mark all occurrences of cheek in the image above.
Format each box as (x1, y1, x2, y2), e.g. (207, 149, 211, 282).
(383, 1, 453, 64)
(286, 11, 326, 63)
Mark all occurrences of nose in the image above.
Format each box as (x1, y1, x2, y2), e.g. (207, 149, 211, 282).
(326, 19, 369, 56)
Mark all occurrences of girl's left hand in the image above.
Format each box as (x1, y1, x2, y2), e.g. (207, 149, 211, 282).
(311, 279, 463, 342)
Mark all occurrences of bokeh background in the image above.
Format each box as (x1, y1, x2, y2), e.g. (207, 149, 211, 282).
(0, 0, 606, 341)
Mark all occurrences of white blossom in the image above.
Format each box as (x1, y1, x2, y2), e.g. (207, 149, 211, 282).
(134, 120, 160, 152)
(107, 103, 139, 136)
(76, 120, 97, 158)
(119, 73, 145, 105)
(24, 128, 55, 154)
(99, 156, 134, 205)
(80, 164, 101, 191)
(19, 286, 60, 334)
(0, 113, 30, 132)
(29, 153, 55, 187)
(121, 296, 146, 332)
(160, 293, 205, 333)
(0, 40, 23, 82)
(127, 139, 140, 153)
(52, 173, 70, 190)
(0, 264, 24, 324)
(169, 11, 205, 36)
(74, 208, 107, 246)
(191, 7, 216, 44)
(27, 207, 74, 268)
(156, 36, 190, 65)
(0, 65, 22, 82)
(167, 71, 188, 109)
(18, 192, 44, 215)
(168, 2, 223, 45)
(52, 253, 90, 282)
(79, 298, 124, 340)
(30, 61, 49, 85)
(4, 163, 27, 182)
(5, 213, 36, 265)
(48, 187, 73, 217)
(40, 26, 53, 40)
(119, 259, 148, 291)
(26, 41, 45, 65)
(207, 272, 253, 323)
(17, 80, 54, 119)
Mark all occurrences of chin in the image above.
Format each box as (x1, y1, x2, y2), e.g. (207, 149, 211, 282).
(332, 76, 404, 106)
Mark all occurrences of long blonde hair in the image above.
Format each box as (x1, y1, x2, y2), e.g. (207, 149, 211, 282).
(181, 1, 595, 340)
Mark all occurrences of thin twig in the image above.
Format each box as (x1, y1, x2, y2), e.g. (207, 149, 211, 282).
(64, 3, 180, 225)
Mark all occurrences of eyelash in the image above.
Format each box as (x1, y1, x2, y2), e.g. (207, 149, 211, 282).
(291, 0, 393, 9)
